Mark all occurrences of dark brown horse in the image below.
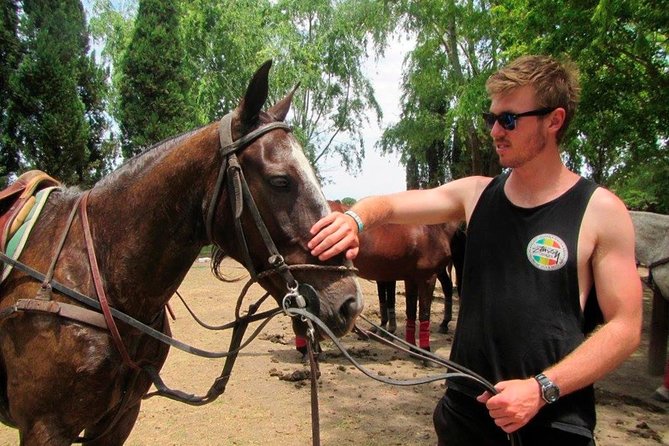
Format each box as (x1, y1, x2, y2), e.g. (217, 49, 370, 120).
(328, 200, 460, 351)
(0, 61, 362, 445)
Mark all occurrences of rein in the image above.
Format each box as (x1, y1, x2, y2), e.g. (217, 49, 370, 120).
(284, 308, 522, 446)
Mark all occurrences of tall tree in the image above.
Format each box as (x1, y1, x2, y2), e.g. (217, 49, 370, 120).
(179, 0, 273, 125)
(263, 0, 386, 178)
(117, 0, 193, 158)
(0, 0, 21, 186)
(94, 0, 389, 181)
(5, 0, 109, 185)
(379, 0, 501, 190)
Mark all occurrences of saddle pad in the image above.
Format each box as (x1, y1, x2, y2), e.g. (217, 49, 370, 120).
(1, 186, 58, 284)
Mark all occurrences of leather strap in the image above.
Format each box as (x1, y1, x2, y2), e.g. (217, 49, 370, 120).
(0, 298, 107, 329)
(80, 191, 141, 370)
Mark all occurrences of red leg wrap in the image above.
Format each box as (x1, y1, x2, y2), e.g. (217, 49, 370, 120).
(405, 319, 416, 345)
(419, 320, 430, 350)
(295, 335, 307, 349)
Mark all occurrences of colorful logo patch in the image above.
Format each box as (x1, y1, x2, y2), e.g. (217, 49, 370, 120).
(526, 234, 568, 271)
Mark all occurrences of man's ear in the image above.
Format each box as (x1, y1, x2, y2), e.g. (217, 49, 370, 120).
(548, 107, 566, 134)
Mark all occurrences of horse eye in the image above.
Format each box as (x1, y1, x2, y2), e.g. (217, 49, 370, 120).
(269, 176, 290, 189)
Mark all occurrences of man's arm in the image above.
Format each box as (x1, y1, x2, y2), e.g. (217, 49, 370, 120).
(308, 176, 489, 261)
(479, 189, 643, 434)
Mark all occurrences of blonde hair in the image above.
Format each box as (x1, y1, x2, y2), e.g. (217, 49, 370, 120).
(486, 55, 581, 142)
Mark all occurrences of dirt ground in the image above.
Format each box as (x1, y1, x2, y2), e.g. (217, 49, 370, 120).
(0, 257, 666, 445)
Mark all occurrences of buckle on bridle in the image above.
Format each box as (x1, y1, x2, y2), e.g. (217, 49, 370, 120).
(282, 283, 307, 317)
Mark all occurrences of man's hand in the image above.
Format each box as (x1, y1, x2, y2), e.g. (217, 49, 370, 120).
(476, 378, 544, 433)
(308, 212, 360, 261)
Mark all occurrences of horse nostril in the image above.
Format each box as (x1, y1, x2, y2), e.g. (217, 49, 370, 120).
(340, 295, 364, 321)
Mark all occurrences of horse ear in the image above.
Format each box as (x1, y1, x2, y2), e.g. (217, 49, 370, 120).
(267, 83, 300, 122)
(237, 60, 272, 127)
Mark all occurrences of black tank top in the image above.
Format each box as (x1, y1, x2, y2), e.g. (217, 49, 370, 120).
(449, 172, 601, 437)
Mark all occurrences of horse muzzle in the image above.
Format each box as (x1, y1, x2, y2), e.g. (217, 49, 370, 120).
(285, 281, 363, 339)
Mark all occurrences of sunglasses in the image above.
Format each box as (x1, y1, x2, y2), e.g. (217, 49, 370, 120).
(482, 107, 555, 131)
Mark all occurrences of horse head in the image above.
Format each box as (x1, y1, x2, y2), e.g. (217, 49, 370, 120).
(209, 61, 363, 338)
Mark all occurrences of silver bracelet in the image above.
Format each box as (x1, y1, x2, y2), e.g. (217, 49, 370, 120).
(344, 210, 364, 233)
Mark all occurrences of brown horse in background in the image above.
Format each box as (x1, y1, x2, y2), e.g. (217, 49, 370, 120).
(0, 61, 362, 445)
(329, 200, 461, 351)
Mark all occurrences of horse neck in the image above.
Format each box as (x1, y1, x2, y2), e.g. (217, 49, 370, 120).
(89, 127, 219, 316)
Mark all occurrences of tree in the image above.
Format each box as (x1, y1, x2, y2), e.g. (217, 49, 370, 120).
(341, 196, 356, 206)
(117, 0, 193, 157)
(179, 0, 273, 125)
(0, 0, 21, 186)
(492, 0, 668, 212)
(93, 0, 390, 182)
(5, 0, 110, 185)
(378, 0, 502, 190)
(265, 0, 387, 180)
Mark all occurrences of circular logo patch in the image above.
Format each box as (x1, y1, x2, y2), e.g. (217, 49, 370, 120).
(526, 234, 568, 271)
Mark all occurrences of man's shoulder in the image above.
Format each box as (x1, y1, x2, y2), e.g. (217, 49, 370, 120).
(583, 186, 635, 243)
(587, 186, 629, 219)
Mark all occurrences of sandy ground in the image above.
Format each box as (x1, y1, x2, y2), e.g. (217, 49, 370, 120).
(0, 257, 666, 445)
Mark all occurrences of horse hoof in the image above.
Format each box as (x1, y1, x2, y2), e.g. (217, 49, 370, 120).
(370, 323, 387, 334)
(438, 322, 449, 334)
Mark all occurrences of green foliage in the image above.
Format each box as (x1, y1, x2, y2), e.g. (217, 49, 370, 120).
(341, 196, 357, 206)
(268, 0, 386, 178)
(4, 0, 110, 186)
(493, 0, 668, 211)
(379, 0, 500, 187)
(117, 0, 194, 157)
(0, 0, 22, 186)
(92, 0, 388, 182)
(89, 0, 136, 124)
(380, 0, 667, 211)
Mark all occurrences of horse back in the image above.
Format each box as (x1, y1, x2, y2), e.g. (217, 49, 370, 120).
(355, 222, 457, 282)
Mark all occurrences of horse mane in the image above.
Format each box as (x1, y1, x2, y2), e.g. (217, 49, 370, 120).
(98, 126, 207, 188)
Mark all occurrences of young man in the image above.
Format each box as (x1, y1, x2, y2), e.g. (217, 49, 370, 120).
(308, 55, 642, 445)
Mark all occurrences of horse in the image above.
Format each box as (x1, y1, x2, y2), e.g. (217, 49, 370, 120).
(328, 200, 461, 351)
(629, 211, 669, 375)
(0, 60, 363, 445)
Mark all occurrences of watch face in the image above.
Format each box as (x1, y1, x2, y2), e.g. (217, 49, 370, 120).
(544, 385, 559, 402)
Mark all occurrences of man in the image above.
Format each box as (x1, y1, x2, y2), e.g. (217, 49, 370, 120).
(308, 55, 642, 445)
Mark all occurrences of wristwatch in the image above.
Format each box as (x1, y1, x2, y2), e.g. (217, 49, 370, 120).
(534, 373, 560, 404)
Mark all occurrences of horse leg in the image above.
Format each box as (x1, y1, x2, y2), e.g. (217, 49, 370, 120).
(405, 280, 418, 346)
(371, 281, 389, 333)
(82, 401, 142, 446)
(18, 421, 74, 446)
(437, 268, 453, 334)
(418, 276, 437, 352)
(386, 281, 397, 334)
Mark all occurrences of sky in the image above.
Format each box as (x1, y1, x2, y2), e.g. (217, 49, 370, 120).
(319, 38, 414, 201)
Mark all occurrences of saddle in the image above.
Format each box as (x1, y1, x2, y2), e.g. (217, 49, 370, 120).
(0, 170, 61, 253)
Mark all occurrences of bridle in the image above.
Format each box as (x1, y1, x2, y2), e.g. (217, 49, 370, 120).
(207, 112, 354, 312)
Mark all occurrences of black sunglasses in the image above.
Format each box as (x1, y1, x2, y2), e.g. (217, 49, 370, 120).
(482, 107, 555, 131)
